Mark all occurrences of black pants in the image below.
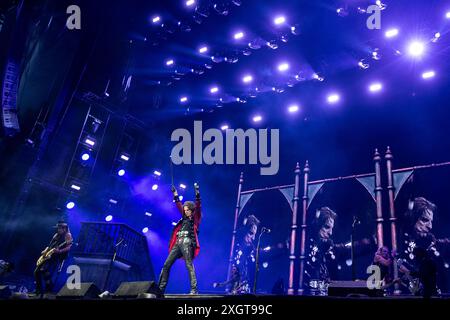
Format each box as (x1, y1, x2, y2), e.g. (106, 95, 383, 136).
(34, 259, 59, 294)
(159, 237, 198, 293)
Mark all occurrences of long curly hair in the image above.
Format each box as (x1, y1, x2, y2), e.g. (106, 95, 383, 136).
(403, 197, 436, 233)
(311, 207, 337, 238)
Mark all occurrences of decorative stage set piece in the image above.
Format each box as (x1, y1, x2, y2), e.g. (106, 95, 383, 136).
(229, 147, 450, 295)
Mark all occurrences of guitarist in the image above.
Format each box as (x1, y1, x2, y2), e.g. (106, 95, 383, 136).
(34, 221, 73, 295)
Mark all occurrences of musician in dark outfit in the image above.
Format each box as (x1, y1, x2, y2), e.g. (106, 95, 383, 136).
(304, 207, 375, 295)
(34, 221, 73, 295)
(158, 183, 201, 294)
(398, 197, 449, 295)
(213, 265, 242, 294)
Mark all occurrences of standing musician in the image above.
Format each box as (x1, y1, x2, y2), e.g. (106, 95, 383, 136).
(158, 183, 202, 295)
(34, 221, 73, 295)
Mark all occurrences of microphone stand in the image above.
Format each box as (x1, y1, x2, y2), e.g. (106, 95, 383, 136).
(253, 229, 268, 294)
(351, 217, 358, 281)
(103, 238, 125, 292)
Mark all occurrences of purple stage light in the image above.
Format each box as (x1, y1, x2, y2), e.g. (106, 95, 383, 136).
(369, 82, 383, 92)
(84, 138, 95, 146)
(145, 212, 152, 217)
(385, 28, 399, 38)
(142, 227, 149, 234)
(120, 154, 130, 161)
(262, 262, 269, 268)
(210, 86, 219, 94)
(180, 96, 188, 103)
(242, 75, 253, 83)
(179, 195, 184, 201)
(153, 170, 162, 176)
(278, 62, 289, 72)
(166, 59, 174, 66)
(422, 70, 435, 79)
(446, 11, 450, 19)
(220, 124, 229, 130)
(70, 184, 81, 191)
(152, 184, 158, 191)
(152, 16, 161, 24)
(408, 41, 425, 57)
(274, 16, 286, 25)
(81, 153, 90, 161)
(118, 169, 126, 176)
(105, 215, 113, 222)
(199, 46, 208, 53)
(252, 115, 262, 123)
(179, 183, 187, 189)
(327, 93, 340, 104)
(186, 0, 195, 7)
(288, 104, 299, 113)
(109, 199, 118, 204)
(234, 31, 244, 40)
(66, 202, 75, 210)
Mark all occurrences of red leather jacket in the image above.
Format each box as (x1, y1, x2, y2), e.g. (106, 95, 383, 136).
(168, 197, 201, 258)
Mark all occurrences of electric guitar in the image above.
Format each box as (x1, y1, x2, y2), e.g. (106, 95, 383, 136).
(36, 240, 72, 267)
(396, 258, 421, 295)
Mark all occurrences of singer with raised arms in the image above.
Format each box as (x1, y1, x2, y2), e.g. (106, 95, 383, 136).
(158, 182, 202, 295)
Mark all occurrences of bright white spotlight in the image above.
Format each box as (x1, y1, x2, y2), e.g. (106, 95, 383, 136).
(142, 227, 149, 233)
(172, 222, 178, 226)
(166, 59, 174, 66)
(262, 262, 269, 268)
(153, 170, 162, 176)
(71, 184, 81, 191)
(152, 16, 161, 24)
(210, 86, 219, 93)
(179, 183, 187, 189)
(422, 70, 436, 79)
(288, 104, 299, 113)
(220, 124, 229, 130)
(369, 82, 382, 92)
(81, 153, 90, 161)
(199, 46, 208, 53)
(327, 94, 340, 104)
(179, 195, 184, 201)
(186, 0, 195, 7)
(274, 16, 286, 25)
(408, 41, 425, 57)
(120, 154, 130, 161)
(118, 169, 126, 176)
(180, 96, 188, 103)
(385, 28, 399, 38)
(243, 75, 253, 83)
(85, 138, 95, 146)
(145, 212, 152, 217)
(105, 215, 113, 222)
(252, 115, 262, 123)
(278, 62, 289, 72)
(446, 11, 450, 19)
(66, 202, 75, 210)
(152, 184, 158, 191)
(234, 31, 244, 40)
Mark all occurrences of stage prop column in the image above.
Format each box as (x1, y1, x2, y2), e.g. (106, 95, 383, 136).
(287, 163, 301, 295)
(374, 149, 384, 248)
(227, 172, 244, 282)
(298, 161, 310, 295)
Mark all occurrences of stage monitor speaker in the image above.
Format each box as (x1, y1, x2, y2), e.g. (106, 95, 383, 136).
(328, 281, 383, 297)
(56, 282, 101, 299)
(113, 281, 162, 298)
(0, 285, 12, 299)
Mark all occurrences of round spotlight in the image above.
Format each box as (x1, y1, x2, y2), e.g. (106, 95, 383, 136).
(152, 184, 158, 191)
(179, 195, 184, 201)
(142, 227, 149, 233)
(242, 75, 253, 83)
(278, 62, 289, 72)
(274, 16, 286, 25)
(262, 262, 269, 268)
(327, 93, 340, 104)
(81, 153, 90, 161)
(408, 41, 425, 57)
(118, 169, 126, 176)
(252, 115, 262, 123)
(234, 31, 244, 40)
(186, 0, 195, 7)
(66, 202, 75, 210)
(446, 11, 450, 19)
(385, 28, 399, 38)
(288, 104, 299, 113)
(369, 82, 383, 92)
(105, 215, 113, 222)
(422, 70, 436, 79)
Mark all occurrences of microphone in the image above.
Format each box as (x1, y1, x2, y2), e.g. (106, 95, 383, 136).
(261, 227, 271, 233)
